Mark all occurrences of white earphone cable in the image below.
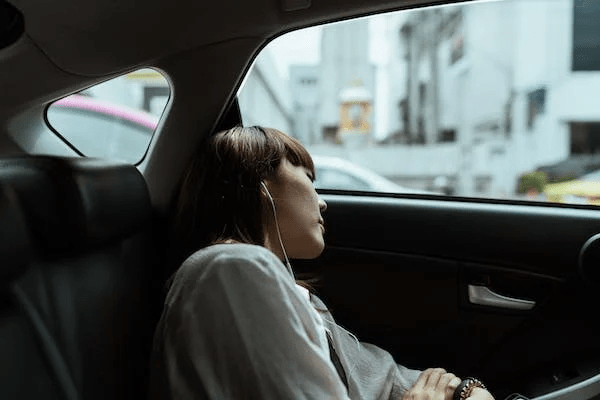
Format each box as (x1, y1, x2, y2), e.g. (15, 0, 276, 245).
(261, 182, 361, 365)
(261, 182, 293, 275)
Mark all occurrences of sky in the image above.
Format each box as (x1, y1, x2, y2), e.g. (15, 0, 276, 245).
(266, 12, 403, 80)
(267, 27, 323, 81)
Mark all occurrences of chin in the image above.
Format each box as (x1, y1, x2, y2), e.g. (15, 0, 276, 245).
(289, 237, 325, 259)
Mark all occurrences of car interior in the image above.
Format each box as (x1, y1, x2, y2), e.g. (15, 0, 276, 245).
(2, 0, 600, 399)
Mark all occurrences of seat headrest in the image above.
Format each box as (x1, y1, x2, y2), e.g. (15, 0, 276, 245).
(0, 184, 30, 282)
(0, 156, 151, 259)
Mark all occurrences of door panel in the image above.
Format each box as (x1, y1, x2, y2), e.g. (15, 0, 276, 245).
(294, 193, 600, 399)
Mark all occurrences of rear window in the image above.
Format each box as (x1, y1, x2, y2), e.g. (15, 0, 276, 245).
(46, 68, 169, 163)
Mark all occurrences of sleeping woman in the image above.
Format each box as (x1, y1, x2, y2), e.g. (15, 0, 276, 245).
(149, 126, 494, 400)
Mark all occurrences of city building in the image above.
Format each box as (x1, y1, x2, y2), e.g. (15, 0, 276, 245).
(318, 18, 376, 144)
(382, 0, 600, 197)
(238, 47, 294, 134)
(289, 65, 320, 144)
(80, 68, 169, 117)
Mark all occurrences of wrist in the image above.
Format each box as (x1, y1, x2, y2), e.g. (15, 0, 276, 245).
(453, 377, 487, 400)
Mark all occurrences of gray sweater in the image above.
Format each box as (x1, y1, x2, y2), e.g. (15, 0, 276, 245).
(150, 243, 421, 399)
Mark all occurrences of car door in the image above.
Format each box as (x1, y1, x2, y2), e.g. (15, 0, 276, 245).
(292, 193, 600, 399)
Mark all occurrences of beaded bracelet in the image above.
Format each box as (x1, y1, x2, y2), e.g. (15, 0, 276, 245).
(453, 377, 487, 400)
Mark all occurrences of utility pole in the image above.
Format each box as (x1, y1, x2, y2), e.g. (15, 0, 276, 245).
(400, 21, 413, 143)
(456, 68, 473, 197)
(429, 8, 441, 145)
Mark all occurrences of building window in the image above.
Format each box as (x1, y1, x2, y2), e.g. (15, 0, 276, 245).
(573, 0, 600, 71)
(526, 87, 546, 130)
(419, 82, 427, 106)
(450, 35, 464, 65)
(447, 9, 464, 65)
(143, 86, 170, 114)
(300, 78, 317, 85)
(416, 116, 426, 144)
(504, 101, 513, 137)
(442, 9, 463, 38)
(322, 126, 339, 144)
(570, 122, 600, 155)
(438, 129, 456, 143)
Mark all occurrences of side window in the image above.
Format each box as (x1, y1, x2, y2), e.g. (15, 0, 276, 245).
(314, 167, 371, 191)
(238, 0, 600, 206)
(46, 68, 169, 163)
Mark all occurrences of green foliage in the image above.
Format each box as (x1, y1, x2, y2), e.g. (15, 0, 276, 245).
(518, 171, 547, 194)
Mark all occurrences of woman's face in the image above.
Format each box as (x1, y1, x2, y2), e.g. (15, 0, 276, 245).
(263, 158, 327, 260)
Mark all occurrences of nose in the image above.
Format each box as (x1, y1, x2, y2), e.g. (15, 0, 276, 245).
(318, 196, 327, 213)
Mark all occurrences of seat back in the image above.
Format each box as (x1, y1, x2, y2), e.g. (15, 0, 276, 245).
(0, 182, 67, 400)
(0, 156, 155, 400)
(0, 184, 29, 282)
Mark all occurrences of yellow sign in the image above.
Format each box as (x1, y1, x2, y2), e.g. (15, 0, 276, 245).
(339, 102, 371, 133)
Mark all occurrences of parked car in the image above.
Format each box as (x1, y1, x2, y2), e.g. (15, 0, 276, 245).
(48, 94, 158, 163)
(312, 155, 434, 194)
(545, 168, 600, 205)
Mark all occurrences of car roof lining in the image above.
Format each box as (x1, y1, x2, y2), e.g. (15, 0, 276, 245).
(8, 0, 470, 75)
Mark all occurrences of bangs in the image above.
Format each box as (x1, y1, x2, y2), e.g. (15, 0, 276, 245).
(262, 127, 314, 175)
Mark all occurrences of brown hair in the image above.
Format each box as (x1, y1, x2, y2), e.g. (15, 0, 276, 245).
(173, 125, 315, 262)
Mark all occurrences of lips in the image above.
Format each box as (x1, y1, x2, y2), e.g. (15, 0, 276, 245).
(318, 221, 325, 233)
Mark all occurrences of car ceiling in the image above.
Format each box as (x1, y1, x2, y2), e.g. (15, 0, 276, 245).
(1, 0, 468, 207)
(5, 0, 464, 98)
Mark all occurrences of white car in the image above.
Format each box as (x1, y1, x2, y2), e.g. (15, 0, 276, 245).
(312, 155, 433, 194)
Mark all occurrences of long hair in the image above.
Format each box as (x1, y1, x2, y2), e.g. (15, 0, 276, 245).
(173, 126, 315, 263)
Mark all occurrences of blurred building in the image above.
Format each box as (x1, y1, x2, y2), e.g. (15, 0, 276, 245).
(289, 65, 320, 144)
(81, 68, 169, 116)
(380, 0, 600, 197)
(288, 20, 375, 145)
(318, 19, 376, 144)
(237, 0, 600, 198)
(238, 48, 293, 134)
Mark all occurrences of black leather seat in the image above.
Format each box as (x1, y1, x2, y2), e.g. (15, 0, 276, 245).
(0, 183, 30, 283)
(0, 182, 64, 400)
(0, 156, 156, 400)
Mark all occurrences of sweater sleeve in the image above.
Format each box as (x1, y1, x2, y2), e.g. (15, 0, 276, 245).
(391, 363, 422, 398)
(309, 294, 422, 400)
(159, 246, 351, 400)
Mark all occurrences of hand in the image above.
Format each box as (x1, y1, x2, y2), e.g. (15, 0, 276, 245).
(467, 387, 495, 400)
(402, 368, 461, 400)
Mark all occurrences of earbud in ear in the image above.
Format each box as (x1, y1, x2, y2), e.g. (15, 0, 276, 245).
(261, 181, 274, 202)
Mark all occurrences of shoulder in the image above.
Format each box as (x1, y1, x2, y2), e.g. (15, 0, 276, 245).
(168, 244, 287, 298)
(185, 243, 281, 270)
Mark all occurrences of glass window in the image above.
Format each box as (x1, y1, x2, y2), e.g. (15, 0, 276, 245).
(573, 0, 600, 71)
(314, 167, 371, 191)
(238, 0, 600, 206)
(46, 68, 169, 164)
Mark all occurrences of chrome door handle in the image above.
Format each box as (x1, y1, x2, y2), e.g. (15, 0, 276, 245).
(468, 285, 536, 310)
